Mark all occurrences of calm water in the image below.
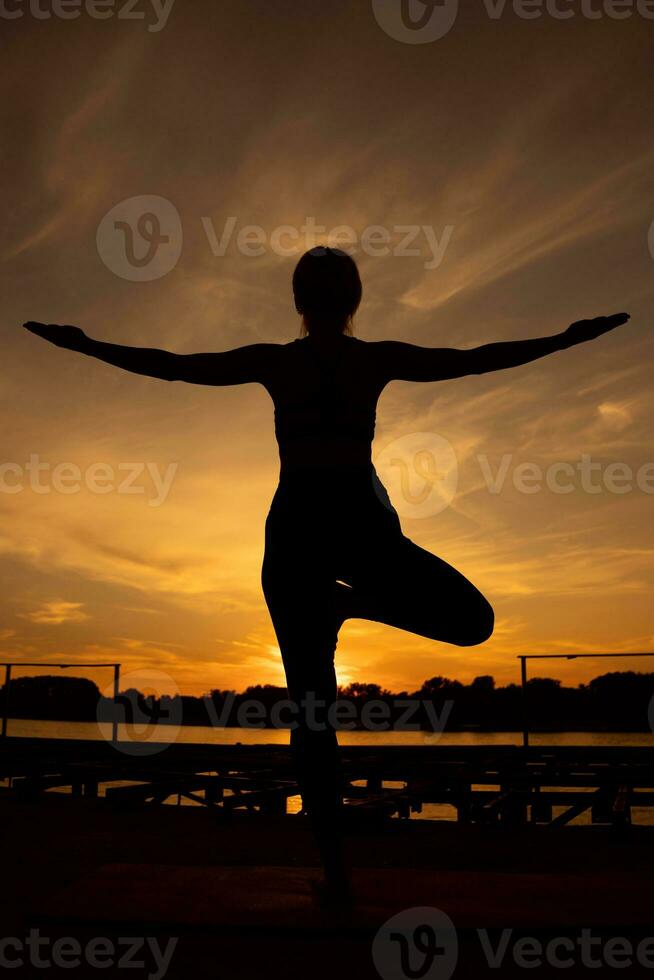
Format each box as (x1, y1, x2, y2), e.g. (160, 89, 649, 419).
(5, 717, 654, 747)
(6, 719, 653, 824)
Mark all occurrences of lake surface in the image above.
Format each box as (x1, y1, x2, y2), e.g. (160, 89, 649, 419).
(5, 717, 654, 747)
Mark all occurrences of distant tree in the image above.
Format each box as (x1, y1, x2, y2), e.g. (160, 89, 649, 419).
(471, 675, 495, 692)
(0, 675, 100, 721)
(417, 676, 463, 698)
(340, 682, 387, 701)
(3, 670, 653, 732)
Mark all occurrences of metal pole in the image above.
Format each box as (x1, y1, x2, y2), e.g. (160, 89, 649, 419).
(112, 664, 120, 744)
(1, 665, 10, 739)
(520, 656, 529, 748)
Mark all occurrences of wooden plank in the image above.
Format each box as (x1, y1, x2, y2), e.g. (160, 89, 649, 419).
(549, 789, 602, 827)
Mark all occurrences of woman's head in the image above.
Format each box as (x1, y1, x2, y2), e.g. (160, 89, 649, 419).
(293, 246, 362, 336)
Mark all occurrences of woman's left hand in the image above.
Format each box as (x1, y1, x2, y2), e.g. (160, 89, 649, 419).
(23, 322, 88, 351)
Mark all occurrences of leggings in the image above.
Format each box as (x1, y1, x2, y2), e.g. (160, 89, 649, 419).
(261, 468, 494, 830)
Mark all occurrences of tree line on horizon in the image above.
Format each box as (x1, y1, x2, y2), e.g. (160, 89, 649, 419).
(1, 671, 653, 732)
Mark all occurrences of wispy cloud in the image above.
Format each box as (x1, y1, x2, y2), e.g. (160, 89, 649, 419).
(22, 600, 89, 626)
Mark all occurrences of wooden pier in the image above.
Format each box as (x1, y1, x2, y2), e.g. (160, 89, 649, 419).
(2, 735, 653, 828)
(2, 737, 654, 978)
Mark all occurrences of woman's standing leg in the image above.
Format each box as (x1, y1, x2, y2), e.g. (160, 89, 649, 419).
(261, 512, 349, 890)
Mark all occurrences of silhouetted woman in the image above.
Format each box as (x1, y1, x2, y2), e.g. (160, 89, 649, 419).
(24, 247, 628, 903)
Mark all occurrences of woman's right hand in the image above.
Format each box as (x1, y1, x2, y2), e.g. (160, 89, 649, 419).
(563, 313, 630, 347)
(23, 322, 89, 351)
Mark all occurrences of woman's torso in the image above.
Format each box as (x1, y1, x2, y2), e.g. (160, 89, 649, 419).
(263, 334, 401, 534)
(264, 334, 383, 475)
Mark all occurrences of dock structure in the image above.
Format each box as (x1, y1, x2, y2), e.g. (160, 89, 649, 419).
(1, 735, 653, 828)
(3, 735, 654, 979)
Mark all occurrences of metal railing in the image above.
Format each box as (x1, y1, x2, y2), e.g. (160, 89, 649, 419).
(518, 652, 654, 747)
(0, 662, 121, 743)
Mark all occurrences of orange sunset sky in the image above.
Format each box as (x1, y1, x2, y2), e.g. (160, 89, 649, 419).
(2, 2, 654, 698)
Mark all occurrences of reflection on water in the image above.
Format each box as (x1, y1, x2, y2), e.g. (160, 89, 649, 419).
(6, 717, 654, 747)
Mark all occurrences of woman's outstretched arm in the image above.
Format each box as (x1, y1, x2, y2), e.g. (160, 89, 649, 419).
(22, 322, 278, 386)
(375, 313, 630, 383)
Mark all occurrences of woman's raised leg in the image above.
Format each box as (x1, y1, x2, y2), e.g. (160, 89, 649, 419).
(341, 533, 494, 647)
